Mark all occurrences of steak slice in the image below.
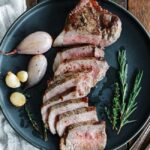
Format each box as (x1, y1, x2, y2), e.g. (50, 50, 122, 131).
(43, 71, 93, 102)
(56, 106, 98, 136)
(54, 58, 109, 85)
(60, 121, 107, 150)
(48, 98, 88, 134)
(53, 45, 104, 72)
(53, 0, 122, 47)
(42, 88, 77, 125)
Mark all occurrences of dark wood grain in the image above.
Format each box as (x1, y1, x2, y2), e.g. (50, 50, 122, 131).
(26, 0, 37, 9)
(128, 0, 150, 33)
(112, 0, 127, 8)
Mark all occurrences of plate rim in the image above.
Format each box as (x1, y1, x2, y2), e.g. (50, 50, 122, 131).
(0, 0, 150, 150)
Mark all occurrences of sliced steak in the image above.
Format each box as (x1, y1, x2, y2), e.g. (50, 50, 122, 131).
(53, 45, 104, 72)
(43, 71, 93, 102)
(56, 106, 98, 136)
(54, 58, 109, 85)
(48, 98, 88, 134)
(60, 121, 107, 150)
(42, 88, 76, 125)
(53, 0, 122, 47)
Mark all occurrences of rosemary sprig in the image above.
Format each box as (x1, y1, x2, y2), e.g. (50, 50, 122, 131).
(105, 82, 120, 130)
(25, 105, 49, 141)
(112, 82, 120, 130)
(25, 105, 43, 138)
(106, 49, 143, 134)
(118, 71, 143, 133)
(44, 126, 48, 141)
(118, 49, 128, 116)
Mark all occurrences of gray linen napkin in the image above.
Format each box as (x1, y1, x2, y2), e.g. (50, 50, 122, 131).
(0, 0, 38, 149)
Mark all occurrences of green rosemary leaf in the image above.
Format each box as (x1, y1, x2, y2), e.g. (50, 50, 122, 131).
(25, 105, 43, 138)
(112, 82, 120, 129)
(44, 127, 48, 141)
(124, 120, 136, 125)
(106, 49, 143, 134)
(118, 70, 143, 133)
(105, 107, 113, 125)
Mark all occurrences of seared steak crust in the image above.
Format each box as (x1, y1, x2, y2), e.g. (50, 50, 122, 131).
(53, 45, 104, 71)
(48, 98, 88, 134)
(53, 0, 122, 47)
(43, 71, 93, 102)
(40, 1, 121, 149)
(60, 120, 107, 150)
(55, 58, 109, 85)
(41, 88, 80, 126)
(56, 106, 98, 136)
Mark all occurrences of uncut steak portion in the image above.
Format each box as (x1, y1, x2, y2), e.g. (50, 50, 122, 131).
(54, 58, 109, 85)
(43, 71, 93, 103)
(53, 0, 122, 47)
(60, 121, 107, 150)
(47, 98, 88, 134)
(53, 45, 104, 72)
(56, 106, 98, 136)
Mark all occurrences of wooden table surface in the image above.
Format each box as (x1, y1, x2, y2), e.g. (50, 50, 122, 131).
(26, 0, 150, 150)
(128, 0, 150, 33)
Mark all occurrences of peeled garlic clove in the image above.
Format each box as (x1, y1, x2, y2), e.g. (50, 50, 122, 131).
(10, 92, 26, 107)
(17, 71, 28, 83)
(17, 31, 52, 55)
(27, 54, 47, 88)
(5, 72, 21, 88)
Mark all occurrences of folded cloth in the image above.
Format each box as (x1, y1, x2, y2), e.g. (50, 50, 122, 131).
(0, 0, 38, 149)
(0, 0, 26, 41)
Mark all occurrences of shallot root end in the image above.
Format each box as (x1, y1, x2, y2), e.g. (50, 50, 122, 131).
(0, 49, 18, 56)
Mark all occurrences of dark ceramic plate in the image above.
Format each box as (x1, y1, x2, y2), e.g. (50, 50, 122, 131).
(0, 0, 150, 150)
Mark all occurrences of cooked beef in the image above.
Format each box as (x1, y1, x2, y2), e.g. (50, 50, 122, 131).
(48, 98, 88, 134)
(53, 0, 122, 47)
(41, 1, 115, 148)
(56, 106, 98, 136)
(60, 121, 107, 150)
(53, 45, 104, 72)
(43, 71, 93, 102)
(42, 88, 80, 126)
(54, 58, 109, 85)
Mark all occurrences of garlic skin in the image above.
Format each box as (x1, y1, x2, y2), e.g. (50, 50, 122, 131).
(27, 54, 48, 88)
(10, 92, 26, 107)
(17, 31, 53, 55)
(5, 72, 21, 88)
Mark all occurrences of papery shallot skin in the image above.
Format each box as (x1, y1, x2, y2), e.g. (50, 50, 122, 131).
(26, 54, 47, 88)
(17, 31, 52, 54)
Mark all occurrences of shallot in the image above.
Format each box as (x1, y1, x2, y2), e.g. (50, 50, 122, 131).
(26, 54, 47, 88)
(0, 31, 52, 55)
